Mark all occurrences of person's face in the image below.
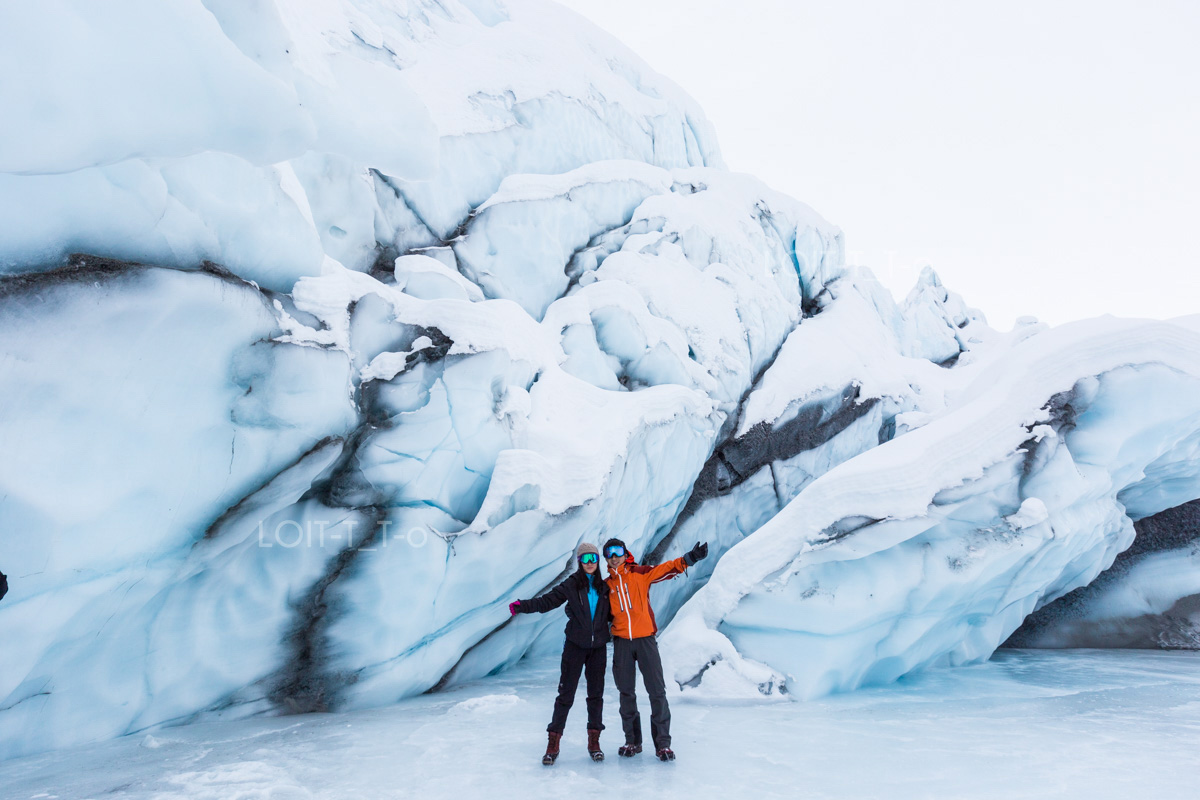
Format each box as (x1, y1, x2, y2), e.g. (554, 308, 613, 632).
(582, 558, 598, 574)
(606, 552, 624, 571)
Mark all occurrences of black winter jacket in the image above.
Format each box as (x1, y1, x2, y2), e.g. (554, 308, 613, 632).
(516, 568, 611, 649)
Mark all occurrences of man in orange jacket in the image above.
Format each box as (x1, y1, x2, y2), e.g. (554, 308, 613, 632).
(603, 537, 708, 762)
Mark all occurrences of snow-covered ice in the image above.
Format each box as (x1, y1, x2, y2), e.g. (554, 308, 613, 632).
(663, 316, 1200, 699)
(1, 649, 1198, 800)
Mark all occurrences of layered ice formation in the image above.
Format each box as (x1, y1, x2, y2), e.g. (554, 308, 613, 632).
(661, 316, 1200, 699)
(2, 0, 1198, 762)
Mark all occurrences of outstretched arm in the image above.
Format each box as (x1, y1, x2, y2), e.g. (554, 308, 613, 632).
(634, 543, 708, 584)
(629, 562, 677, 582)
(640, 556, 688, 584)
(513, 581, 570, 614)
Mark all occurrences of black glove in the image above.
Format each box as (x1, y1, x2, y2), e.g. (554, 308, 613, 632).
(683, 541, 709, 566)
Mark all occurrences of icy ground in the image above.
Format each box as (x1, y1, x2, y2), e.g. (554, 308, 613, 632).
(3, 649, 1198, 800)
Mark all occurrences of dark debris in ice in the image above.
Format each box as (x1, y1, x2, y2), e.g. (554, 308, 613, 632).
(1005, 498, 1200, 650)
(647, 384, 878, 563)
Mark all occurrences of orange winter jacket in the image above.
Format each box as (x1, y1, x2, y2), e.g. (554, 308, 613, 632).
(606, 557, 688, 640)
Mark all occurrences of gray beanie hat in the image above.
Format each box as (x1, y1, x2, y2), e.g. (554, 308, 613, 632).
(576, 542, 600, 558)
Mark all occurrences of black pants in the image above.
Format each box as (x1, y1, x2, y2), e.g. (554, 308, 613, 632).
(612, 635, 671, 749)
(549, 640, 606, 734)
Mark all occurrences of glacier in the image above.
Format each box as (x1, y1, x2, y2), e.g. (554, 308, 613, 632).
(661, 316, 1200, 698)
(1, 0, 1199, 764)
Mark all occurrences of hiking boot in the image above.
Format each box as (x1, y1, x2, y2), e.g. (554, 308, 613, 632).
(655, 747, 675, 762)
(617, 742, 642, 757)
(542, 731, 561, 765)
(587, 729, 604, 762)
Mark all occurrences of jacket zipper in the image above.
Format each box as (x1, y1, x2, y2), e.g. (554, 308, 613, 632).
(587, 581, 596, 648)
(618, 571, 633, 636)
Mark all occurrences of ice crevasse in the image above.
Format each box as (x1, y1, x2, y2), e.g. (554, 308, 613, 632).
(1, 0, 1199, 761)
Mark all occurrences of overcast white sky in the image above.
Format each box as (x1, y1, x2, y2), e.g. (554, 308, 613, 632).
(557, 0, 1199, 330)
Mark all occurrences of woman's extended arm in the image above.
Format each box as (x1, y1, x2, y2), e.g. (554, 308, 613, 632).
(513, 580, 570, 614)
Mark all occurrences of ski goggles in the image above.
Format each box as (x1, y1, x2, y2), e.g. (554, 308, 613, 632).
(578, 552, 599, 565)
(603, 545, 626, 559)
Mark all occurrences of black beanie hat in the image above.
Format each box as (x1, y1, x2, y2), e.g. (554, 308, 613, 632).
(602, 537, 626, 555)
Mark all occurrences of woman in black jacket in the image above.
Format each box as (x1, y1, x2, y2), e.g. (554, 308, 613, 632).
(509, 542, 610, 765)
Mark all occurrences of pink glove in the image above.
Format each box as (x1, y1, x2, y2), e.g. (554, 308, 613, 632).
(509, 600, 521, 616)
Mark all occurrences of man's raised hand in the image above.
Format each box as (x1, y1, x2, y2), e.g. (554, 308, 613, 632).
(683, 541, 709, 566)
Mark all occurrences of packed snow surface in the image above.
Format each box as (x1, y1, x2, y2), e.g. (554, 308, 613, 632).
(1, 649, 1198, 800)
